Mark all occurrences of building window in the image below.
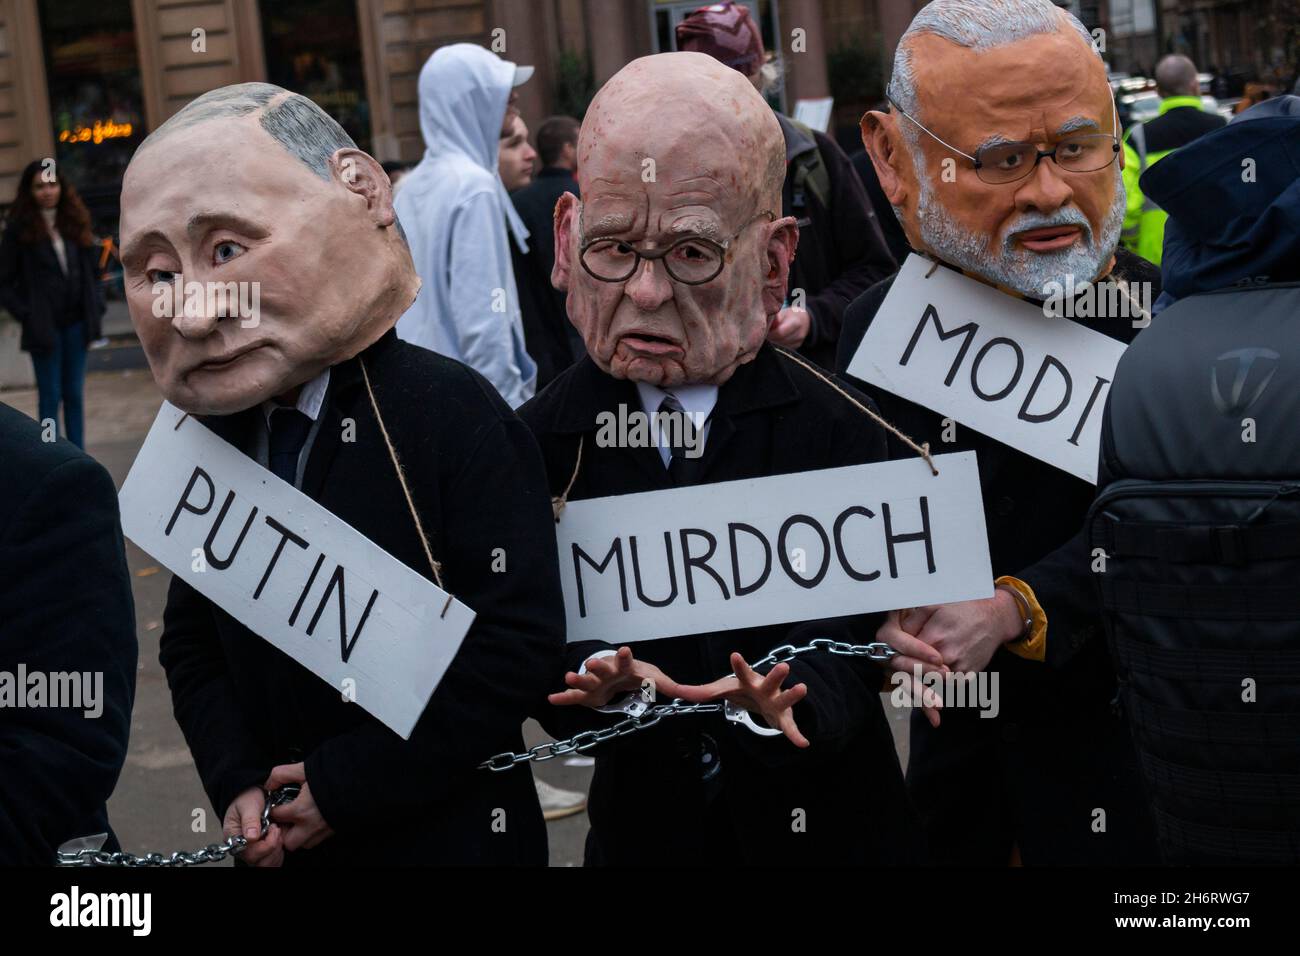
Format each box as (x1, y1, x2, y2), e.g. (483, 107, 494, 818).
(259, 0, 371, 153)
(37, 0, 145, 231)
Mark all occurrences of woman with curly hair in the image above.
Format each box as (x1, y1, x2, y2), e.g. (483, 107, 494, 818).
(0, 160, 105, 448)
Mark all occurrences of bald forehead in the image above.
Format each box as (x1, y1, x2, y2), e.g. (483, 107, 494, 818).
(578, 53, 783, 192)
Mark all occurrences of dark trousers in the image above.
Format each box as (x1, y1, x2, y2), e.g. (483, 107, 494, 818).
(30, 321, 87, 448)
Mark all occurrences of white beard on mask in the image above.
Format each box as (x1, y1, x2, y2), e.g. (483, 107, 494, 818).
(897, 162, 1127, 300)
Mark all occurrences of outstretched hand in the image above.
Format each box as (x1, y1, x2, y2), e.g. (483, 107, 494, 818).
(676, 653, 810, 748)
(548, 646, 695, 709)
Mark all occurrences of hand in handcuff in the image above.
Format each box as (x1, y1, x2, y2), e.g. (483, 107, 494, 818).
(550, 646, 810, 747)
(676, 653, 810, 748)
(548, 645, 695, 709)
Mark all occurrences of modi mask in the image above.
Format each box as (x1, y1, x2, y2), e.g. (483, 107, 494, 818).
(120, 83, 419, 415)
(861, 0, 1127, 300)
(552, 53, 798, 387)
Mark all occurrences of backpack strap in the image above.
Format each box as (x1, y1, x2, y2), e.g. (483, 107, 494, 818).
(1096, 517, 1300, 565)
(786, 118, 831, 211)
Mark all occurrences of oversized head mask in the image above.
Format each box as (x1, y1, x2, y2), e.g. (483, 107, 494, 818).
(552, 52, 797, 387)
(862, 0, 1126, 299)
(120, 83, 419, 415)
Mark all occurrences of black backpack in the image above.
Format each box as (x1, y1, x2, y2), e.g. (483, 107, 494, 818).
(1088, 282, 1300, 864)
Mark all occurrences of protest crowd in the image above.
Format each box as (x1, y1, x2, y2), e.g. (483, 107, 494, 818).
(2, 0, 1299, 882)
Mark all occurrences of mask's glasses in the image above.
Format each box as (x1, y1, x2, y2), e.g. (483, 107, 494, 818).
(579, 207, 776, 285)
(884, 90, 1121, 185)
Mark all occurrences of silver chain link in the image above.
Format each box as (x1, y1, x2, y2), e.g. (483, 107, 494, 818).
(480, 638, 896, 771)
(54, 640, 899, 860)
(55, 785, 302, 867)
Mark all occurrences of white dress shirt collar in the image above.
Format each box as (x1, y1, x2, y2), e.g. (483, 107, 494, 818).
(261, 368, 331, 426)
(635, 381, 719, 467)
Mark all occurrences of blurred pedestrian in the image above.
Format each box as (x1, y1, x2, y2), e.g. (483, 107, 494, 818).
(510, 115, 585, 389)
(394, 44, 537, 408)
(1121, 55, 1225, 266)
(676, 1, 896, 369)
(0, 160, 107, 449)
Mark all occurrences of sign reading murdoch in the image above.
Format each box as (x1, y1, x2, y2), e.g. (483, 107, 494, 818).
(554, 452, 993, 644)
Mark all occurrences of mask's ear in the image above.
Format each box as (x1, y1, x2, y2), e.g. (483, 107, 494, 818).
(552, 191, 580, 291)
(762, 216, 799, 318)
(329, 148, 396, 227)
(862, 110, 909, 207)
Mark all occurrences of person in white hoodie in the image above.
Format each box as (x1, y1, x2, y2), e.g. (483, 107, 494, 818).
(395, 43, 537, 408)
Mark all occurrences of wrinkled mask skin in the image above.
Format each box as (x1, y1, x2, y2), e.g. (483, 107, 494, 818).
(120, 102, 419, 415)
(863, 23, 1126, 299)
(553, 53, 797, 387)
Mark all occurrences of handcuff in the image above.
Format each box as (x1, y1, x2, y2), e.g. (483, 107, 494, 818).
(579, 651, 783, 737)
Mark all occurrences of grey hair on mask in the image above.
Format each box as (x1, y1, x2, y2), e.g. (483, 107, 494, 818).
(138, 82, 356, 180)
(890, 0, 1098, 129)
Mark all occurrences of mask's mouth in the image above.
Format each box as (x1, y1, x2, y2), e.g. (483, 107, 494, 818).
(1015, 225, 1084, 253)
(620, 331, 685, 357)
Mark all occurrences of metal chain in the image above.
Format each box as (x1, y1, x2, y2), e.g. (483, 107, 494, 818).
(479, 638, 896, 772)
(55, 785, 301, 867)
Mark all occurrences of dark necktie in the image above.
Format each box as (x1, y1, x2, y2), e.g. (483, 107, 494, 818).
(658, 394, 706, 486)
(268, 407, 313, 485)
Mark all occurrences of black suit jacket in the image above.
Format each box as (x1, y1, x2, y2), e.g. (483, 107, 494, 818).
(0, 400, 135, 864)
(518, 344, 920, 865)
(835, 250, 1161, 864)
(158, 331, 566, 865)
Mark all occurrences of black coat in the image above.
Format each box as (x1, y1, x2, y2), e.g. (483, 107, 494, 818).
(0, 400, 136, 864)
(0, 222, 105, 353)
(835, 249, 1162, 864)
(158, 331, 566, 865)
(777, 115, 897, 370)
(519, 344, 921, 865)
(511, 169, 584, 389)
(849, 149, 912, 265)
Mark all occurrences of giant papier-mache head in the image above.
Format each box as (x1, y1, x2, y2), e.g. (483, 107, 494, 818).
(120, 83, 420, 415)
(552, 52, 798, 388)
(862, 0, 1127, 299)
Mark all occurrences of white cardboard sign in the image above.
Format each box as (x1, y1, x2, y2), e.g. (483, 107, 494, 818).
(846, 254, 1128, 483)
(555, 451, 992, 644)
(119, 402, 474, 739)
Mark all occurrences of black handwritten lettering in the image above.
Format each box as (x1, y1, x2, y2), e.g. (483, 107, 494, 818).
(573, 539, 628, 618)
(882, 497, 936, 577)
(202, 492, 258, 571)
(166, 466, 215, 536)
(900, 303, 979, 387)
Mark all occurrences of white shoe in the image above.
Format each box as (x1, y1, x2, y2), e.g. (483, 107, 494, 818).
(534, 777, 586, 821)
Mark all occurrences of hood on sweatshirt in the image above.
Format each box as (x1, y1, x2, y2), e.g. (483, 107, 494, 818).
(1141, 95, 1300, 300)
(416, 42, 531, 248)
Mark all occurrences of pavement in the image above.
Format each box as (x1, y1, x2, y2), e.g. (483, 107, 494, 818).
(1, 367, 911, 867)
